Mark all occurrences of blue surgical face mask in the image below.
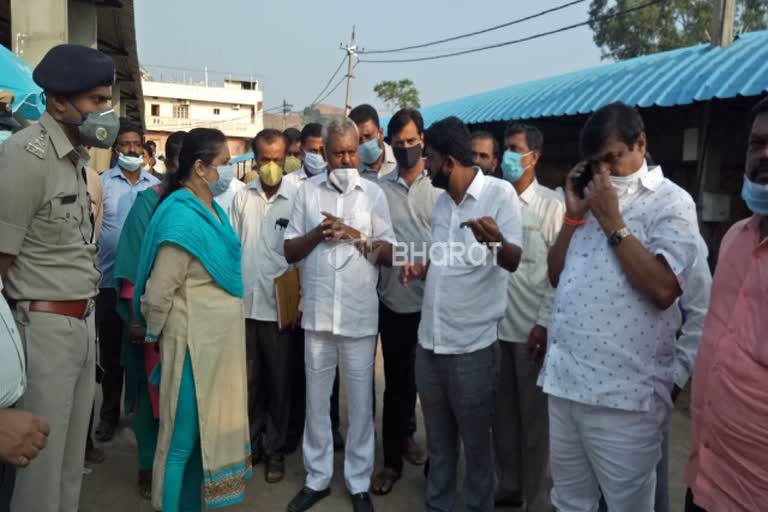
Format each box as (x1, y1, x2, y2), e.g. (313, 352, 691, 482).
(359, 137, 383, 165)
(303, 152, 327, 175)
(741, 176, 768, 215)
(117, 152, 144, 172)
(500, 150, 532, 183)
(0, 130, 11, 144)
(208, 164, 234, 197)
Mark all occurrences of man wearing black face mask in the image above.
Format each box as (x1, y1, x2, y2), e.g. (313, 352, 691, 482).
(0, 44, 118, 512)
(372, 109, 440, 496)
(403, 116, 523, 512)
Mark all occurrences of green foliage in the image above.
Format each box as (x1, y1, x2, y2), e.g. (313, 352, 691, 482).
(589, 0, 768, 60)
(373, 79, 421, 112)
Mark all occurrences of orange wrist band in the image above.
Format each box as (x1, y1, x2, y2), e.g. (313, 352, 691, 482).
(563, 214, 587, 227)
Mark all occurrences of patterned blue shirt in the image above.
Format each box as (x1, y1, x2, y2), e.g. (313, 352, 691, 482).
(97, 166, 159, 288)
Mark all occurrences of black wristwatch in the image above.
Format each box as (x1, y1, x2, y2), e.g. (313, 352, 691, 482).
(607, 227, 631, 247)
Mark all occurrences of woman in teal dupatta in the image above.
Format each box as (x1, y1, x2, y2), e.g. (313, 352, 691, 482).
(133, 128, 251, 511)
(113, 131, 186, 500)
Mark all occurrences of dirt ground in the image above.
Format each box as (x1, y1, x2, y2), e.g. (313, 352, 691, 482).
(79, 346, 692, 512)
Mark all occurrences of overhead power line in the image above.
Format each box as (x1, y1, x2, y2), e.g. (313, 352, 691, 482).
(359, 0, 585, 55)
(315, 61, 359, 106)
(309, 55, 348, 106)
(359, 0, 667, 64)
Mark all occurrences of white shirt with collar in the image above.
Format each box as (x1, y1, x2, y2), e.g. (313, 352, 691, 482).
(499, 180, 565, 342)
(283, 165, 318, 188)
(674, 234, 711, 388)
(230, 178, 297, 322)
(419, 169, 523, 355)
(284, 169, 396, 338)
(539, 162, 700, 412)
(214, 177, 246, 218)
(377, 166, 443, 314)
(0, 277, 25, 408)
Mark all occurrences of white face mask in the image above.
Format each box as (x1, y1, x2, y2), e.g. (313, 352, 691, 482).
(328, 168, 359, 194)
(609, 163, 648, 197)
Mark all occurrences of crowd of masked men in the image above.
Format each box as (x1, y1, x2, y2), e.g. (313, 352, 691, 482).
(0, 44, 767, 512)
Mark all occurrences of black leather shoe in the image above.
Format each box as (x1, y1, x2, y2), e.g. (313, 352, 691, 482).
(351, 492, 374, 512)
(287, 487, 331, 512)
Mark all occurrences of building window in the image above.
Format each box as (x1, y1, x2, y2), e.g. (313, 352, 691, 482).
(172, 104, 189, 119)
(213, 108, 221, 115)
(150, 104, 160, 116)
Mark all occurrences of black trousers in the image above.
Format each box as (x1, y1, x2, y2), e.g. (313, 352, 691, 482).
(685, 489, 707, 512)
(379, 303, 420, 471)
(246, 319, 294, 457)
(96, 288, 123, 426)
(0, 459, 14, 512)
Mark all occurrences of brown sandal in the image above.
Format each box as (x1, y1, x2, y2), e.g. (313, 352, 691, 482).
(138, 469, 152, 500)
(265, 456, 285, 484)
(371, 467, 401, 496)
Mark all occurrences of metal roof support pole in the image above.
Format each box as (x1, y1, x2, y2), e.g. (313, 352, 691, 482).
(68, 0, 98, 49)
(10, 0, 68, 66)
(711, 0, 737, 48)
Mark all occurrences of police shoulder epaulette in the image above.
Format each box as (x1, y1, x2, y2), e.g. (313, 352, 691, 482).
(25, 128, 48, 159)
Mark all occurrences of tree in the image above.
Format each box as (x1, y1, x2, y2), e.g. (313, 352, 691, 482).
(373, 79, 421, 112)
(589, 0, 768, 61)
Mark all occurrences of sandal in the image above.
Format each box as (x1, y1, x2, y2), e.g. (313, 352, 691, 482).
(371, 467, 401, 496)
(94, 421, 116, 442)
(85, 446, 105, 464)
(138, 469, 152, 500)
(265, 456, 285, 484)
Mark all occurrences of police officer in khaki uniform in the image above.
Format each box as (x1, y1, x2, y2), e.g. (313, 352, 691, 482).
(0, 44, 119, 512)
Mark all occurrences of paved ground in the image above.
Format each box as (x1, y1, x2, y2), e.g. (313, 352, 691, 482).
(80, 347, 692, 511)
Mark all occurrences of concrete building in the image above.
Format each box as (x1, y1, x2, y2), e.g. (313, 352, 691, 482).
(0, 0, 144, 171)
(142, 78, 264, 159)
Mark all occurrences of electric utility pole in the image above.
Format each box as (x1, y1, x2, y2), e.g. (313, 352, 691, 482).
(342, 26, 357, 116)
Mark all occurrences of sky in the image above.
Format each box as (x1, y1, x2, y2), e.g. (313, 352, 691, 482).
(134, 0, 605, 116)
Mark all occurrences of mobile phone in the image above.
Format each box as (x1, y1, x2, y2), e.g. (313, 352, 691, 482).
(572, 162, 594, 199)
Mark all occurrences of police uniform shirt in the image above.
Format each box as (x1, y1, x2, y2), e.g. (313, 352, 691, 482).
(0, 112, 100, 301)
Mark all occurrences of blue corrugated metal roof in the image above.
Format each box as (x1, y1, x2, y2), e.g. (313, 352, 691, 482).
(416, 30, 768, 128)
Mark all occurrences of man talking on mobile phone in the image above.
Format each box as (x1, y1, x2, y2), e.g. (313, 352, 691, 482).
(541, 102, 700, 511)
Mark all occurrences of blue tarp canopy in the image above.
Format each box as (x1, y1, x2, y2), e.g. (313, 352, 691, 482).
(0, 44, 45, 121)
(231, 151, 254, 163)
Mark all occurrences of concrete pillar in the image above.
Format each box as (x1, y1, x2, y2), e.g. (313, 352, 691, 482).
(10, 0, 68, 66)
(68, 0, 98, 48)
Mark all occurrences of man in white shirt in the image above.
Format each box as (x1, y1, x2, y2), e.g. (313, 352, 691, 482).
(402, 116, 523, 512)
(349, 104, 396, 181)
(284, 117, 395, 512)
(0, 277, 49, 510)
(656, 235, 711, 512)
(284, 123, 327, 188)
(598, 234, 712, 512)
(541, 102, 700, 511)
(371, 109, 441, 496)
(230, 128, 297, 484)
(282, 122, 346, 454)
(493, 123, 564, 511)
